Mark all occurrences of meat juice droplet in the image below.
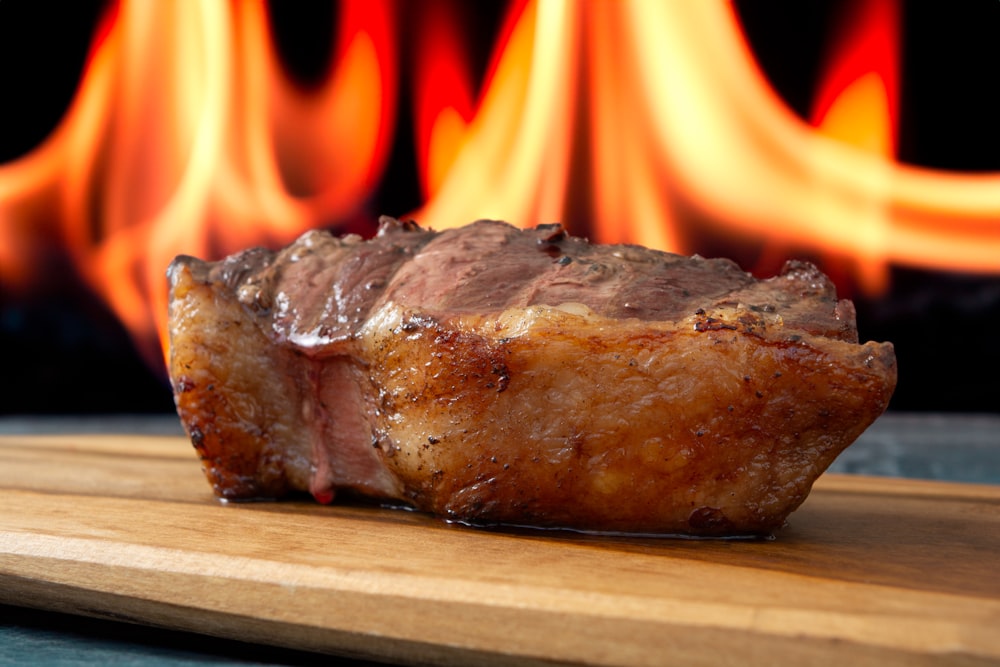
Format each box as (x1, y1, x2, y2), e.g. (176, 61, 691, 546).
(314, 490, 335, 505)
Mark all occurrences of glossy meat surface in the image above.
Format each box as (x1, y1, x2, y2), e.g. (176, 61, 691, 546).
(168, 218, 896, 536)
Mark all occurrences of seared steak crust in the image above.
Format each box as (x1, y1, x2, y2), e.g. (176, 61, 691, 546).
(168, 217, 896, 536)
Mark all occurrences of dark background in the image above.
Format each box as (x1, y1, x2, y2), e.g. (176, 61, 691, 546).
(1, 0, 998, 414)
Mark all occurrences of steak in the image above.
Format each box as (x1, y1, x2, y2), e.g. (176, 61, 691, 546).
(167, 217, 896, 536)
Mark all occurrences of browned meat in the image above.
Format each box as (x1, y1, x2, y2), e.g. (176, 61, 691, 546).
(167, 217, 896, 536)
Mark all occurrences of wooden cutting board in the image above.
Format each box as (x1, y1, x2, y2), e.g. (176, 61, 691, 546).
(1, 434, 998, 666)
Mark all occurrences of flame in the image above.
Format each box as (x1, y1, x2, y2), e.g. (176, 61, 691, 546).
(414, 0, 1000, 288)
(807, 0, 900, 293)
(0, 0, 397, 368)
(3, 0, 1000, 383)
(414, 0, 583, 233)
(811, 0, 900, 156)
(410, 0, 479, 199)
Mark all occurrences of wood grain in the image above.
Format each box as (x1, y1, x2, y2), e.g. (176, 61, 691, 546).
(1, 434, 999, 666)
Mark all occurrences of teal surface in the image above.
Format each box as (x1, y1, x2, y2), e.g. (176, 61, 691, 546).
(0, 605, 337, 666)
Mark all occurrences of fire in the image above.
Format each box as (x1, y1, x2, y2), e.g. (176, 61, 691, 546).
(410, 0, 483, 199)
(811, 0, 900, 157)
(2, 0, 1000, 380)
(807, 0, 900, 293)
(415, 1, 1000, 288)
(0, 0, 397, 368)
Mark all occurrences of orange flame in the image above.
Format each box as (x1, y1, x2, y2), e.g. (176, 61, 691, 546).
(410, 0, 480, 199)
(811, 0, 900, 156)
(0, 0, 397, 368)
(807, 0, 900, 294)
(414, 1, 1000, 287)
(2, 0, 1000, 381)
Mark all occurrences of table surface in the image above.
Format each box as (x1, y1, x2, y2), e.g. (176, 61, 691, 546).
(1, 412, 998, 666)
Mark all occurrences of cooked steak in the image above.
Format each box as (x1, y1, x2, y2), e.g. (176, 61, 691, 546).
(167, 217, 896, 536)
